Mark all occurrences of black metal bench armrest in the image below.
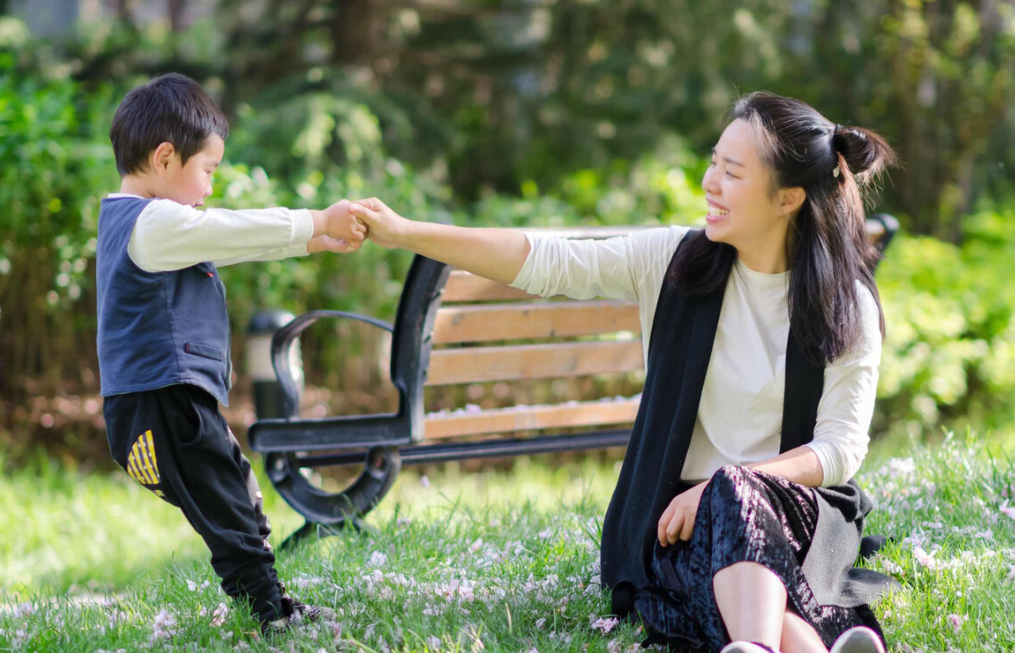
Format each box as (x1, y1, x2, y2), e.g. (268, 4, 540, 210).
(869, 213, 899, 255)
(249, 413, 410, 453)
(269, 309, 394, 419)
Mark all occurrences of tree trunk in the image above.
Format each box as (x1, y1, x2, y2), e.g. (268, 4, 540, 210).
(116, 0, 135, 26)
(331, 0, 379, 65)
(168, 0, 187, 32)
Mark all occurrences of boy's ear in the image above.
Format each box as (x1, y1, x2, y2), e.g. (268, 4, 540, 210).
(151, 142, 177, 174)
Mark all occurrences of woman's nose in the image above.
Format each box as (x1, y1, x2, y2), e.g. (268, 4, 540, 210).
(701, 168, 719, 193)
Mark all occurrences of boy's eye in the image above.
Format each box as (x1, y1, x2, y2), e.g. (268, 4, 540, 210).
(725, 172, 738, 179)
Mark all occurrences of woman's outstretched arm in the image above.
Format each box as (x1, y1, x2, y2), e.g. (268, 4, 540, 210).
(350, 196, 686, 302)
(348, 198, 530, 285)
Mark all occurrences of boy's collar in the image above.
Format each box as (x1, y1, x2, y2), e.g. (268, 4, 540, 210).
(107, 193, 147, 199)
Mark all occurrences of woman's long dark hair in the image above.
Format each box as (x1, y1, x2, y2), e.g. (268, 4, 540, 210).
(672, 92, 896, 364)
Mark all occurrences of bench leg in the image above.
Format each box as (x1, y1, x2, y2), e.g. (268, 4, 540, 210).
(279, 515, 377, 551)
(279, 520, 322, 551)
(264, 446, 401, 548)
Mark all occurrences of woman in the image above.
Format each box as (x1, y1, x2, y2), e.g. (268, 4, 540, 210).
(348, 92, 898, 653)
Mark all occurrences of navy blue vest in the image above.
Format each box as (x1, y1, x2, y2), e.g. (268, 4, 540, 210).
(96, 196, 233, 405)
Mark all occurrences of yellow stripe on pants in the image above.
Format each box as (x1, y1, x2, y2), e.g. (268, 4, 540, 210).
(127, 455, 146, 484)
(145, 430, 159, 481)
(135, 437, 157, 485)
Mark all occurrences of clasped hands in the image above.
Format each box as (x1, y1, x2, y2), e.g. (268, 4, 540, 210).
(312, 194, 710, 547)
(309, 197, 405, 254)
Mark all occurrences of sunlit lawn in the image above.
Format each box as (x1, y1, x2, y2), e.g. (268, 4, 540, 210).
(0, 431, 1012, 652)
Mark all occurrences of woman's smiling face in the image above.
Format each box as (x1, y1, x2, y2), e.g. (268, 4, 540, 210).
(701, 118, 797, 262)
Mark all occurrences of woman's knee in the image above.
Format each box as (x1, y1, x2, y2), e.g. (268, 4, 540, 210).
(703, 465, 770, 522)
(706, 465, 758, 497)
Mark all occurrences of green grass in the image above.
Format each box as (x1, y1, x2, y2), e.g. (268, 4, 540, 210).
(0, 434, 1013, 652)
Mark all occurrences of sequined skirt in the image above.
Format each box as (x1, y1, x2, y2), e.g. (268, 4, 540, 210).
(633, 465, 881, 652)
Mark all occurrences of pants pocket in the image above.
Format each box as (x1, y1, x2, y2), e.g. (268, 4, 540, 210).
(171, 385, 216, 447)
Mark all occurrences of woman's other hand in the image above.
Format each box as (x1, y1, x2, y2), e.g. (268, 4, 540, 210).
(658, 481, 708, 546)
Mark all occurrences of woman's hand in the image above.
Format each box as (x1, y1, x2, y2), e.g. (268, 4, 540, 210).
(657, 481, 708, 546)
(347, 197, 531, 285)
(347, 197, 409, 249)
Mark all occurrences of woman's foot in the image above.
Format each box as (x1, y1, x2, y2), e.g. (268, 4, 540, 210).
(829, 626, 885, 653)
(720, 642, 781, 653)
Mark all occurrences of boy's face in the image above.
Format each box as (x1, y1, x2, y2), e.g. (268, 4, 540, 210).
(159, 135, 224, 208)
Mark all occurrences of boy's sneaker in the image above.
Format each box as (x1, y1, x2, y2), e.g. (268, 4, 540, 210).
(720, 642, 781, 653)
(280, 593, 324, 625)
(260, 613, 293, 637)
(829, 626, 885, 653)
(259, 584, 331, 636)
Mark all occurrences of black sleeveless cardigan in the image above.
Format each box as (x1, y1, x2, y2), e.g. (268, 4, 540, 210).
(601, 232, 897, 616)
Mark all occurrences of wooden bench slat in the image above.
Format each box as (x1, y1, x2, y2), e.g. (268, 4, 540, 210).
(442, 271, 537, 302)
(425, 340, 644, 385)
(432, 300, 640, 344)
(423, 397, 641, 439)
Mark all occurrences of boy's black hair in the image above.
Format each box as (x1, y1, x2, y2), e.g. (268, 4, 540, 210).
(109, 73, 229, 177)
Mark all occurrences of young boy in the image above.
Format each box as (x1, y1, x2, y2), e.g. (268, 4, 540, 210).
(96, 73, 362, 634)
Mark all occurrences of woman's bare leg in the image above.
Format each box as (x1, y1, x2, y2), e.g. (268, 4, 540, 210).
(780, 610, 828, 653)
(714, 562, 829, 652)
(713, 561, 787, 647)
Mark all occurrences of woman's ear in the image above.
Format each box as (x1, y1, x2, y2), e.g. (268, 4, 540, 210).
(779, 186, 806, 216)
(151, 142, 177, 174)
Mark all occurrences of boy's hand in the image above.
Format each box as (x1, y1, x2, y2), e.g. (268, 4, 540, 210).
(321, 199, 367, 245)
(307, 235, 361, 254)
(347, 198, 408, 249)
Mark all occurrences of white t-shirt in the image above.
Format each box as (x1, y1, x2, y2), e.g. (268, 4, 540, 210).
(107, 193, 314, 272)
(510, 226, 882, 488)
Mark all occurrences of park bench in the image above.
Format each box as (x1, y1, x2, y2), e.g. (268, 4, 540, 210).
(248, 215, 899, 548)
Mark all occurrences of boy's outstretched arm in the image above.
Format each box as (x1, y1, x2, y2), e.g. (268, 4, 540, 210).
(129, 199, 366, 272)
(348, 198, 530, 285)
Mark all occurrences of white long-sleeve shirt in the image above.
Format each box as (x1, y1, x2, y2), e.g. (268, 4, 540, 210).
(107, 194, 314, 272)
(510, 226, 882, 488)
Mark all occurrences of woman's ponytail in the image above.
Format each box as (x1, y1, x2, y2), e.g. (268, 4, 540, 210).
(832, 126, 897, 183)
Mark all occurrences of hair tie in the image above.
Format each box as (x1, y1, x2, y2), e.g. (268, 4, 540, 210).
(831, 124, 844, 178)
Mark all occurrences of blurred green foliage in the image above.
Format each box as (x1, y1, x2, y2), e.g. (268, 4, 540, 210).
(876, 208, 1015, 437)
(0, 24, 120, 402)
(2, 3, 1015, 454)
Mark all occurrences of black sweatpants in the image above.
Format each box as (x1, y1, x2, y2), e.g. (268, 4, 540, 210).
(103, 384, 283, 622)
